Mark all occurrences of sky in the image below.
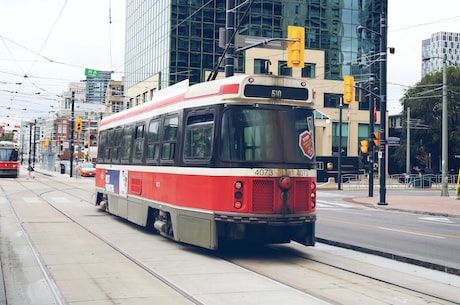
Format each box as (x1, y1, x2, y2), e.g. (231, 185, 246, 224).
(1, 0, 460, 129)
(0, 0, 125, 128)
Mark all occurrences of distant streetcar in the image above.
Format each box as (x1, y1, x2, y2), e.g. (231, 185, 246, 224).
(95, 74, 317, 250)
(0, 141, 20, 178)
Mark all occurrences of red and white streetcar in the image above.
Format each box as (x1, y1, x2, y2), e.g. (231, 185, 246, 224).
(95, 74, 317, 249)
(0, 141, 20, 178)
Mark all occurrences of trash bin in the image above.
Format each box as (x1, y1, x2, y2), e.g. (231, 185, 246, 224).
(60, 163, 65, 174)
(414, 178, 432, 188)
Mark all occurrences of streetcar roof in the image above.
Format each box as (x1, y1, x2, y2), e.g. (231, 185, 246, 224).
(100, 74, 313, 130)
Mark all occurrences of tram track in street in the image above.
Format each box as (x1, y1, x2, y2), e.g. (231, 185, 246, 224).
(12, 174, 331, 304)
(14, 175, 203, 305)
(5, 173, 460, 304)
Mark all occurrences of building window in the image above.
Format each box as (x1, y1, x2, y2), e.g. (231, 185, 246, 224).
(278, 61, 292, 76)
(301, 63, 316, 78)
(324, 93, 341, 108)
(254, 58, 271, 74)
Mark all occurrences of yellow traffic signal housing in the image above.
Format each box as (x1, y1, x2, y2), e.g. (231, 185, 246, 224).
(75, 117, 83, 133)
(360, 140, 369, 153)
(373, 131, 380, 146)
(343, 76, 355, 104)
(287, 26, 305, 68)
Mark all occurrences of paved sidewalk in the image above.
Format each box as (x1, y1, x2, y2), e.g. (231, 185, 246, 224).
(349, 194, 460, 217)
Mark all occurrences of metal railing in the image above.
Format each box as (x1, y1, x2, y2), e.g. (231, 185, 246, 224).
(339, 173, 458, 190)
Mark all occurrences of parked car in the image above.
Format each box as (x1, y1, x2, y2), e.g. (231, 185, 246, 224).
(77, 163, 96, 177)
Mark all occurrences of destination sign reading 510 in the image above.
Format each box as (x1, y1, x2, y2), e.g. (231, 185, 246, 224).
(244, 84, 308, 101)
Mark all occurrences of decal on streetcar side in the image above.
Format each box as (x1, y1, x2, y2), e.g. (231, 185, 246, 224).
(299, 116, 315, 159)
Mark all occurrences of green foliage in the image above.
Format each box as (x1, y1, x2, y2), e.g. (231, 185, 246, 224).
(396, 66, 460, 172)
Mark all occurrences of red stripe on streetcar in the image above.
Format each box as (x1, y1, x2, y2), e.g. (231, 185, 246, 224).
(100, 83, 239, 127)
(220, 83, 240, 94)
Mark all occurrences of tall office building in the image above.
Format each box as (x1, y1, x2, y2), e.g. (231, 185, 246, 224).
(125, 0, 387, 92)
(85, 71, 112, 104)
(421, 31, 460, 77)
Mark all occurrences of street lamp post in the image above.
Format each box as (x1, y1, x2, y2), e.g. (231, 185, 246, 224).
(358, 13, 388, 204)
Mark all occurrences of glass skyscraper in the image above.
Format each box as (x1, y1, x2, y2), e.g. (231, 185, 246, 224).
(125, 0, 387, 91)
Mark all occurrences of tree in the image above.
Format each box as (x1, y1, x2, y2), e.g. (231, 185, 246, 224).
(394, 66, 460, 173)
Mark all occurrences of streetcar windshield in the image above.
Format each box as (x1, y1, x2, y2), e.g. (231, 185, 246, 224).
(0, 148, 18, 162)
(220, 107, 315, 164)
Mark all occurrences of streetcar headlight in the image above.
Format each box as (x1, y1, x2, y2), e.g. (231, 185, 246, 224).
(279, 176, 292, 190)
(234, 201, 243, 209)
(234, 181, 243, 190)
(234, 181, 244, 209)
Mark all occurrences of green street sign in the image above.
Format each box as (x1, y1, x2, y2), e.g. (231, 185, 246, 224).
(85, 68, 100, 78)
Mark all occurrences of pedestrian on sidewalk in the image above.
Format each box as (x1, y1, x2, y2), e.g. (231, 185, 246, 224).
(27, 162, 35, 179)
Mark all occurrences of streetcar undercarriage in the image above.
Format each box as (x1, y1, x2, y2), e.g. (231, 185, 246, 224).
(96, 191, 315, 250)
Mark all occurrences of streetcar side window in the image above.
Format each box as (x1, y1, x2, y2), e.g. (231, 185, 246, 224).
(121, 126, 132, 163)
(184, 113, 213, 161)
(97, 131, 106, 163)
(161, 116, 179, 161)
(147, 119, 161, 163)
(112, 128, 123, 163)
(133, 124, 145, 164)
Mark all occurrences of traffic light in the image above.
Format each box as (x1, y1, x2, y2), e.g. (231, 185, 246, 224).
(360, 140, 369, 153)
(287, 26, 305, 68)
(373, 132, 380, 146)
(343, 76, 355, 104)
(60, 138, 64, 151)
(75, 117, 83, 133)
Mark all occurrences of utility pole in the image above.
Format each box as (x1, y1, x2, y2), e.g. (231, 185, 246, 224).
(378, 13, 388, 205)
(70, 91, 75, 178)
(406, 107, 411, 175)
(441, 60, 449, 196)
(225, 0, 235, 77)
(368, 61, 375, 197)
(33, 119, 37, 168)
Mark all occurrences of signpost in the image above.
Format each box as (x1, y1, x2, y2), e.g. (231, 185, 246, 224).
(84, 68, 100, 78)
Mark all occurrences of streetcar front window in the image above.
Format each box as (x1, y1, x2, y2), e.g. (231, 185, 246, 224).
(220, 108, 314, 164)
(0, 149, 18, 162)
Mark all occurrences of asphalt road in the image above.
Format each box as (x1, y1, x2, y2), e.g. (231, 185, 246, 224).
(316, 190, 460, 272)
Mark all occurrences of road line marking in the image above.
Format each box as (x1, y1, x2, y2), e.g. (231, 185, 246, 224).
(377, 227, 445, 239)
(320, 217, 460, 239)
(419, 216, 454, 224)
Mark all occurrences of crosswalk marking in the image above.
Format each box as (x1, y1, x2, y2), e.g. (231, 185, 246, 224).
(316, 200, 353, 209)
